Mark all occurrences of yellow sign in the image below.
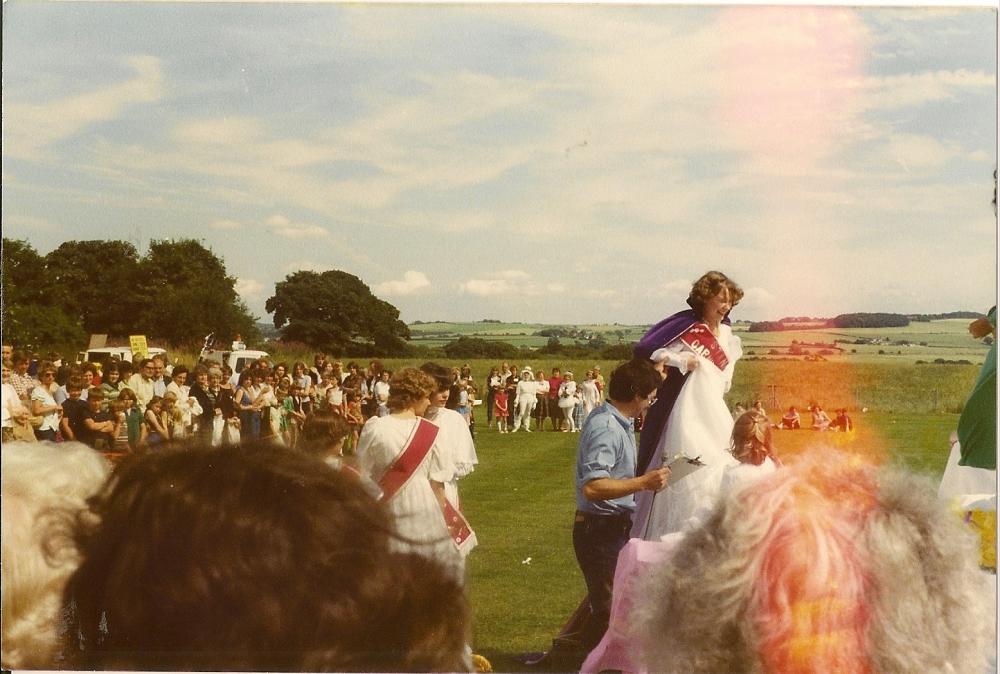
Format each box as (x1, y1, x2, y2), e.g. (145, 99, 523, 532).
(129, 335, 149, 359)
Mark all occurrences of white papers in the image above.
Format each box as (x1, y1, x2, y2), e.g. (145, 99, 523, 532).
(665, 455, 706, 484)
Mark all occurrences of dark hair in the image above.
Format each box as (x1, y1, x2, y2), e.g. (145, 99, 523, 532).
(117, 387, 137, 402)
(298, 410, 353, 457)
(171, 365, 189, 379)
(607, 359, 662, 402)
(62, 444, 469, 672)
(686, 270, 744, 314)
(66, 375, 84, 392)
(419, 362, 453, 391)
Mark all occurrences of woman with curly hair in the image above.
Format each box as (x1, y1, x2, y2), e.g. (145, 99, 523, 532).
(356, 368, 464, 580)
(632, 270, 745, 539)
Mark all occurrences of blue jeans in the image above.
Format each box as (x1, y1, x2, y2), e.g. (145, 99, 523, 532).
(572, 510, 632, 652)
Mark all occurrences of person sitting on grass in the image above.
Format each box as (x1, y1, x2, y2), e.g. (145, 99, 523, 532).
(780, 405, 801, 429)
(635, 451, 993, 674)
(60, 443, 470, 673)
(810, 404, 831, 431)
(831, 408, 854, 432)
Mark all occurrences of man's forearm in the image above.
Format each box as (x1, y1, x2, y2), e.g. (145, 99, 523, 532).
(582, 476, 646, 501)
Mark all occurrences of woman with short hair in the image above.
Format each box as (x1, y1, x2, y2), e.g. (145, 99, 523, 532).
(357, 368, 464, 580)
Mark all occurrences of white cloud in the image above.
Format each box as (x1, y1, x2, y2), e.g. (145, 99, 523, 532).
(3, 55, 163, 159)
(460, 278, 515, 297)
(373, 270, 431, 296)
(235, 278, 265, 299)
(265, 214, 328, 239)
(209, 219, 243, 230)
(881, 134, 960, 170)
(1, 213, 58, 232)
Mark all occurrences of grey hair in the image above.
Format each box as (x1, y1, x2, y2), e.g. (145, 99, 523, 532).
(633, 453, 991, 674)
(2, 441, 111, 669)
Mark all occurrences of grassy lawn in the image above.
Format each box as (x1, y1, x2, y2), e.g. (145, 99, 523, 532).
(459, 406, 961, 671)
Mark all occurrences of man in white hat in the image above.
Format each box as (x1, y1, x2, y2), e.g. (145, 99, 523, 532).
(512, 366, 537, 432)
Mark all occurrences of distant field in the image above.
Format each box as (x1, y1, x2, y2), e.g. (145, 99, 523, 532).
(406, 318, 990, 364)
(407, 321, 648, 349)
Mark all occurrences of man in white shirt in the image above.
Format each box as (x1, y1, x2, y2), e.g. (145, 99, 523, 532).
(126, 358, 157, 412)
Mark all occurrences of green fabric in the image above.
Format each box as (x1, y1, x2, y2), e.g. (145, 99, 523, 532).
(958, 306, 997, 470)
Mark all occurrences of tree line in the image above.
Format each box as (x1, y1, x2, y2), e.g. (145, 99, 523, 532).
(2, 238, 260, 350)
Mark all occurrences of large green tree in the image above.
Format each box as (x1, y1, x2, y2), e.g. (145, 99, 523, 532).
(2, 239, 86, 348)
(266, 270, 410, 355)
(136, 239, 259, 346)
(44, 240, 142, 335)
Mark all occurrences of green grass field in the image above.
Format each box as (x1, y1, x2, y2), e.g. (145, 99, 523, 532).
(458, 406, 963, 671)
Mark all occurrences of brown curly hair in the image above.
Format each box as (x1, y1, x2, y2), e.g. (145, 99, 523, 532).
(730, 410, 775, 466)
(62, 443, 469, 672)
(387, 368, 436, 412)
(687, 271, 744, 315)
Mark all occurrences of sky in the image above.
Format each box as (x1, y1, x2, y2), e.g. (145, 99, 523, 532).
(2, 3, 997, 325)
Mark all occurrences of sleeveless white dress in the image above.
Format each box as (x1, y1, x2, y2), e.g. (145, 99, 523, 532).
(631, 323, 742, 539)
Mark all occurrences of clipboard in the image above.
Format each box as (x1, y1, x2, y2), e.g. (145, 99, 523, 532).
(665, 454, 706, 484)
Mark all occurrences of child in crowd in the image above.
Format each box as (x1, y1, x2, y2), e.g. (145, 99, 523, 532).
(286, 383, 310, 449)
(455, 383, 471, 426)
(343, 391, 364, 452)
(110, 400, 131, 453)
(59, 377, 89, 443)
(144, 395, 169, 448)
(118, 388, 144, 451)
(325, 374, 345, 415)
(494, 388, 509, 433)
(161, 392, 183, 440)
(80, 388, 121, 451)
(275, 382, 292, 446)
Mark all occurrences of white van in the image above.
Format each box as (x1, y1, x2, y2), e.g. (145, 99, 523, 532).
(199, 349, 270, 375)
(77, 346, 168, 368)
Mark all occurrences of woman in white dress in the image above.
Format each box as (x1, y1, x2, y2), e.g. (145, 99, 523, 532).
(357, 368, 463, 580)
(579, 370, 601, 420)
(557, 371, 579, 432)
(512, 367, 537, 432)
(632, 271, 744, 539)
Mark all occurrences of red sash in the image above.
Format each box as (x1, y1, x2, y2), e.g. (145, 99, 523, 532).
(678, 323, 730, 371)
(379, 417, 439, 501)
(378, 417, 476, 554)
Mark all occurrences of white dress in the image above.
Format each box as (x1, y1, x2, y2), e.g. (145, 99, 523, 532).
(357, 415, 464, 580)
(632, 323, 743, 539)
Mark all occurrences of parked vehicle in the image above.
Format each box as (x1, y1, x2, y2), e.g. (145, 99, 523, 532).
(197, 334, 268, 374)
(77, 346, 167, 368)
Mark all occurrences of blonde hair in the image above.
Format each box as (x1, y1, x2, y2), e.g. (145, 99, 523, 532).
(2, 442, 110, 669)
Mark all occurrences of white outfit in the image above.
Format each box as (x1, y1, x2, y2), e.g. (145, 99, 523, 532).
(166, 381, 202, 438)
(425, 406, 479, 513)
(2, 382, 24, 429)
(632, 323, 743, 539)
(512, 379, 538, 432)
(939, 439, 996, 502)
(579, 379, 601, 419)
(557, 381, 579, 430)
(30, 386, 61, 433)
(357, 415, 465, 580)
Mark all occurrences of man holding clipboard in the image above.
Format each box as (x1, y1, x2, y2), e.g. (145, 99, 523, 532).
(568, 359, 670, 662)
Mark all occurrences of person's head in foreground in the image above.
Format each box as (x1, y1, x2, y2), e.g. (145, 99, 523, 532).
(387, 368, 436, 415)
(2, 442, 111, 670)
(298, 409, 353, 461)
(61, 442, 470, 672)
(635, 451, 991, 674)
(731, 410, 777, 466)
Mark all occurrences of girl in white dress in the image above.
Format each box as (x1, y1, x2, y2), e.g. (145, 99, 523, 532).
(632, 272, 744, 539)
(557, 372, 579, 432)
(357, 368, 463, 580)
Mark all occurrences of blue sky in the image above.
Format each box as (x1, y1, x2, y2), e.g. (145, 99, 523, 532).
(3, 3, 996, 324)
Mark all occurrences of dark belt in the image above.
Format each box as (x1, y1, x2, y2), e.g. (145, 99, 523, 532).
(575, 509, 631, 523)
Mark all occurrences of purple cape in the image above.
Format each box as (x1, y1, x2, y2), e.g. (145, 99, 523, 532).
(634, 309, 731, 474)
